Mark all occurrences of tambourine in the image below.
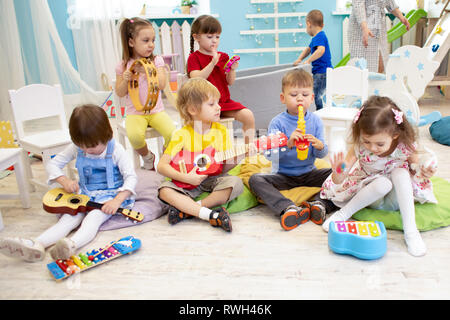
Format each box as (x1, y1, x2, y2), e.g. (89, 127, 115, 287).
(128, 58, 160, 113)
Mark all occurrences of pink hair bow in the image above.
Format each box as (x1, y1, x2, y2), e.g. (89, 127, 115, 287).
(353, 107, 364, 123)
(392, 108, 403, 124)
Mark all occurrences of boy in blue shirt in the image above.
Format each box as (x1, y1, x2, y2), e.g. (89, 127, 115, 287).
(293, 10, 332, 110)
(249, 69, 337, 231)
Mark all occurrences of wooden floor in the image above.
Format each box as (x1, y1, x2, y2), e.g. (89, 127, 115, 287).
(0, 88, 449, 300)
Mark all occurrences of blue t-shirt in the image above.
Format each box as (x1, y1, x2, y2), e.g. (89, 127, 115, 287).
(309, 30, 332, 74)
(265, 110, 328, 176)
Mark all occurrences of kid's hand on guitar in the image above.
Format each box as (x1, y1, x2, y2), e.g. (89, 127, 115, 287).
(184, 167, 208, 186)
(101, 198, 122, 215)
(246, 143, 258, 157)
(61, 178, 79, 194)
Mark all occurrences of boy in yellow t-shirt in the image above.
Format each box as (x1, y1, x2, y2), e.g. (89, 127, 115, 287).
(157, 78, 244, 232)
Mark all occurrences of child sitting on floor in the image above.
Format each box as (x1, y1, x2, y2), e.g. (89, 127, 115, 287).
(0, 105, 137, 262)
(157, 78, 244, 232)
(249, 69, 337, 231)
(320, 96, 437, 257)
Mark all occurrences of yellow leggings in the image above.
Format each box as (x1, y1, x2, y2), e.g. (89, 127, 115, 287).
(125, 112, 176, 150)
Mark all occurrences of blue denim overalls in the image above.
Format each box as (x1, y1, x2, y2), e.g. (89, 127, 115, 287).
(75, 139, 134, 209)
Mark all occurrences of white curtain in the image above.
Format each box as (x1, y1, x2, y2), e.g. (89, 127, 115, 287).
(0, 0, 211, 122)
(0, 0, 112, 123)
(26, 0, 108, 113)
(0, 0, 25, 122)
(68, 0, 123, 91)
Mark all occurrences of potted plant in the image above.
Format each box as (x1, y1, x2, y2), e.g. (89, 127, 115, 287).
(181, 0, 197, 14)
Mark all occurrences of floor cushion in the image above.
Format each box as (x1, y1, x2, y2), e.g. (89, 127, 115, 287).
(429, 116, 450, 146)
(100, 169, 168, 230)
(353, 177, 450, 231)
(237, 154, 330, 206)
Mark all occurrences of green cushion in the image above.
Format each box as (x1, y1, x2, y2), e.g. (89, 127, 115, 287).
(195, 164, 259, 213)
(353, 177, 450, 231)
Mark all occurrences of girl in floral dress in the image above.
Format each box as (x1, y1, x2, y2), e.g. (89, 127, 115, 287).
(321, 96, 437, 257)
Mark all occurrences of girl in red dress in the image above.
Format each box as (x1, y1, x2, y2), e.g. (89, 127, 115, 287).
(187, 15, 255, 143)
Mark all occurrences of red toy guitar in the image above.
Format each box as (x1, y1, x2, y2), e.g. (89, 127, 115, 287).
(170, 132, 288, 189)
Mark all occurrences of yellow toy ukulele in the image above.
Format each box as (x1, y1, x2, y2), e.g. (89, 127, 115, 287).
(42, 188, 144, 223)
(295, 105, 310, 160)
(128, 58, 160, 113)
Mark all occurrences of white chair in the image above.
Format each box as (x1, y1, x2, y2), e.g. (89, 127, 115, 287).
(314, 66, 369, 151)
(8, 84, 74, 190)
(0, 148, 31, 208)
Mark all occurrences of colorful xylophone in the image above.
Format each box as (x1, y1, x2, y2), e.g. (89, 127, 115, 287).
(47, 236, 141, 281)
(328, 221, 387, 260)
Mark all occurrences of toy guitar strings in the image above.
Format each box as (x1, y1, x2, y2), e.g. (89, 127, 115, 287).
(42, 188, 144, 223)
(295, 105, 310, 160)
(128, 58, 160, 113)
(170, 132, 288, 189)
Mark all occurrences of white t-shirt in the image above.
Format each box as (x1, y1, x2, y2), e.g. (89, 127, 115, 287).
(46, 141, 137, 196)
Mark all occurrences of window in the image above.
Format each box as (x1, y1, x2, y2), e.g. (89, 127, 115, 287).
(68, 0, 209, 19)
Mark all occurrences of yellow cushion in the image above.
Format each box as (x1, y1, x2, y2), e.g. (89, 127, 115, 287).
(238, 154, 331, 205)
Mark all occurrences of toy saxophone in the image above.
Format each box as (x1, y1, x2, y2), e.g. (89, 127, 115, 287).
(295, 105, 309, 160)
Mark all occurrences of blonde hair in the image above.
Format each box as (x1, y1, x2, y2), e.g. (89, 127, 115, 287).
(281, 68, 314, 92)
(176, 78, 220, 125)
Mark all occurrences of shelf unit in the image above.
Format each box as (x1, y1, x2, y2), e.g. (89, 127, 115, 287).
(234, 0, 306, 64)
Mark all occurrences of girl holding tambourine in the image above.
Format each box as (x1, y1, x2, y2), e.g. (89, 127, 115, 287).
(115, 17, 176, 170)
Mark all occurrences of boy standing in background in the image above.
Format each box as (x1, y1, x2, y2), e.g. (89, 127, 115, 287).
(293, 10, 332, 110)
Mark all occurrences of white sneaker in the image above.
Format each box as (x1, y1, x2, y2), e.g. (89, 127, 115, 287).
(50, 238, 76, 260)
(0, 237, 45, 262)
(142, 151, 155, 170)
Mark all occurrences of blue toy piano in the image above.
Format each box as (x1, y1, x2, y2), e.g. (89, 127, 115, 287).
(328, 221, 387, 260)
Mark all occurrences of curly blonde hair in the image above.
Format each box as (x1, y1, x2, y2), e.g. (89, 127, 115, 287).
(176, 78, 220, 125)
